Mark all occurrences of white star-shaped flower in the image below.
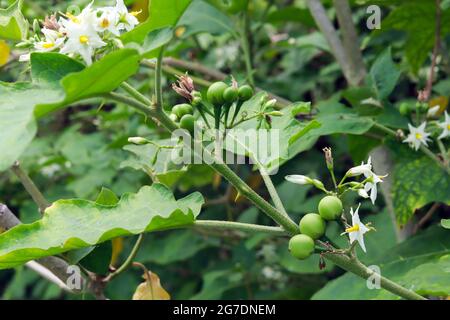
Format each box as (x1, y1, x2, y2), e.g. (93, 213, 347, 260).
(343, 204, 370, 252)
(59, 5, 106, 65)
(95, 7, 120, 36)
(115, 0, 140, 32)
(403, 122, 431, 151)
(437, 112, 450, 140)
(346, 157, 373, 177)
(34, 28, 65, 52)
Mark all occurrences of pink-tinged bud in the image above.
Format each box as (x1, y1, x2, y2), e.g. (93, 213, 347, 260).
(43, 15, 60, 31)
(172, 73, 196, 101)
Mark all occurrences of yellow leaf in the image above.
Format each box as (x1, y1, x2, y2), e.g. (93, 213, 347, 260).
(429, 96, 448, 115)
(110, 237, 124, 267)
(0, 40, 10, 66)
(132, 263, 170, 300)
(131, 0, 149, 22)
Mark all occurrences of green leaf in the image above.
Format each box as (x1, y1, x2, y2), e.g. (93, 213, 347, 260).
(267, 6, 315, 28)
(442, 219, 450, 229)
(31, 52, 84, 87)
(35, 49, 140, 117)
(0, 82, 62, 171)
(313, 226, 450, 299)
(369, 47, 400, 100)
(177, 0, 234, 37)
(0, 184, 204, 269)
(388, 141, 450, 225)
(136, 230, 216, 265)
(376, 3, 450, 73)
(0, 0, 28, 41)
(139, 27, 174, 58)
(374, 254, 450, 299)
(122, 0, 191, 44)
(219, 92, 320, 172)
(95, 187, 120, 206)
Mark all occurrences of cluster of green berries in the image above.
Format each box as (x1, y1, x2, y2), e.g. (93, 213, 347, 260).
(289, 196, 343, 260)
(206, 81, 253, 106)
(399, 101, 429, 116)
(169, 103, 196, 133)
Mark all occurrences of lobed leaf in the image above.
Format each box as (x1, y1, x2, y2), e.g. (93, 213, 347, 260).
(0, 184, 204, 269)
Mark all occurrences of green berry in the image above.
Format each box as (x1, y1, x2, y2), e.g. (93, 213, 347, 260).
(288, 234, 315, 260)
(238, 85, 253, 101)
(172, 103, 193, 118)
(223, 86, 239, 103)
(318, 196, 343, 221)
(299, 213, 326, 239)
(399, 102, 410, 116)
(179, 114, 195, 133)
(207, 81, 228, 105)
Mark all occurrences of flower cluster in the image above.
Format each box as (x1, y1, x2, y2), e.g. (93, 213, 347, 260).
(403, 112, 450, 151)
(286, 156, 384, 253)
(19, 0, 139, 65)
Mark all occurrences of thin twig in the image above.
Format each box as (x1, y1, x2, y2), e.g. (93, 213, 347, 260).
(423, 0, 442, 100)
(10, 161, 50, 214)
(413, 203, 440, 234)
(104, 234, 144, 282)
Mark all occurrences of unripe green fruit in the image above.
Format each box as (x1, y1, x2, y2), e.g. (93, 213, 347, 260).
(179, 114, 195, 133)
(172, 103, 193, 118)
(238, 85, 253, 101)
(169, 113, 178, 122)
(299, 213, 326, 239)
(288, 234, 315, 260)
(223, 87, 239, 103)
(207, 81, 228, 105)
(318, 196, 343, 221)
(399, 102, 410, 116)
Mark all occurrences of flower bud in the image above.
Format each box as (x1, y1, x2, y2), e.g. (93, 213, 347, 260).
(128, 137, 149, 145)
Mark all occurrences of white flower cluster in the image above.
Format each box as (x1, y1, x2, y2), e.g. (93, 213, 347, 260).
(20, 0, 139, 65)
(286, 157, 386, 204)
(403, 112, 450, 151)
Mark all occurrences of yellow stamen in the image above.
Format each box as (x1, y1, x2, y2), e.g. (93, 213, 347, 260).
(100, 18, 110, 28)
(42, 42, 55, 49)
(130, 10, 141, 16)
(415, 133, 422, 139)
(79, 35, 89, 44)
(66, 12, 80, 23)
(345, 224, 360, 233)
(447, 124, 450, 130)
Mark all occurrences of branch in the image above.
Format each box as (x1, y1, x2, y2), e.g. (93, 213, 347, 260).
(10, 161, 50, 214)
(103, 92, 299, 235)
(423, 0, 441, 100)
(142, 59, 292, 107)
(0, 204, 85, 293)
(194, 220, 287, 236)
(306, 0, 364, 86)
(413, 202, 440, 234)
(324, 253, 426, 300)
(333, 0, 367, 85)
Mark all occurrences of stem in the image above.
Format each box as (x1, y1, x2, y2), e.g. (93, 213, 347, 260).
(120, 82, 151, 105)
(420, 144, 450, 175)
(252, 156, 290, 219)
(154, 47, 165, 110)
(373, 122, 397, 137)
(413, 202, 440, 234)
(240, 9, 255, 87)
(437, 139, 449, 165)
(333, 0, 367, 85)
(374, 122, 450, 175)
(324, 253, 426, 300)
(105, 234, 144, 282)
(10, 161, 50, 214)
(194, 220, 287, 236)
(424, 0, 441, 100)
